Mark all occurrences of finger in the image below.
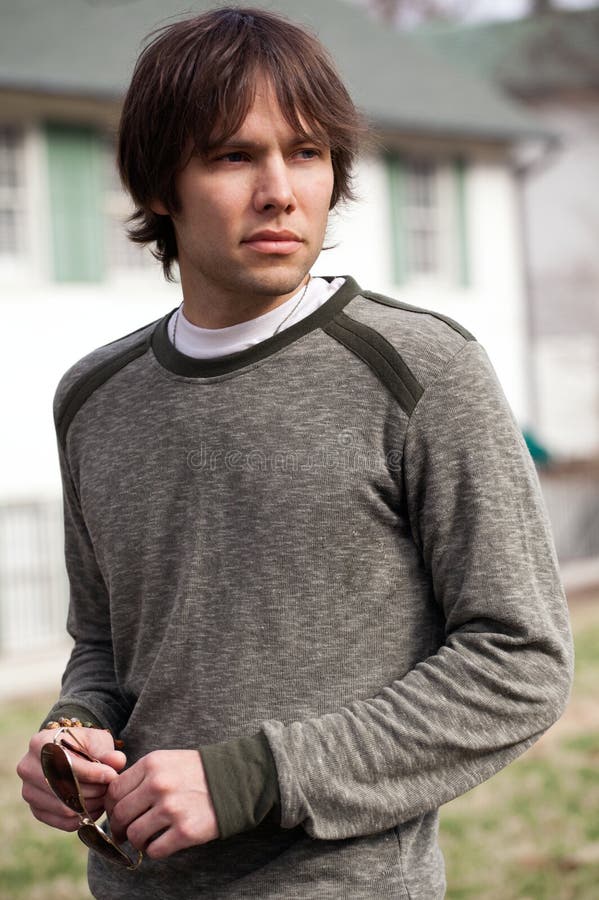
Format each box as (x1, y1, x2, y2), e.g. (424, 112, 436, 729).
(103, 790, 115, 820)
(80, 783, 109, 801)
(98, 749, 127, 772)
(71, 757, 119, 786)
(105, 761, 145, 806)
(22, 778, 59, 806)
(143, 814, 215, 859)
(29, 803, 81, 832)
(144, 828, 179, 860)
(83, 801, 106, 821)
(16, 750, 48, 788)
(52, 729, 125, 770)
(124, 806, 170, 854)
(17, 732, 116, 815)
(108, 788, 152, 844)
(23, 782, 80, 817)
(26, 779, 104, 827)
(29, 763, 107, 803)
(27, 791, 80, 831)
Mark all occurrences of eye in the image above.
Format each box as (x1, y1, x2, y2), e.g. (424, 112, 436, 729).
(295, 148, 320, 160)
(216, 151, 249, 163)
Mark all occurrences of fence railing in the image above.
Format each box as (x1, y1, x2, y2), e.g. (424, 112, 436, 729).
(539, 462, 599, 562)
(0, 498, 68, 653)
(0, 470, 597, 655)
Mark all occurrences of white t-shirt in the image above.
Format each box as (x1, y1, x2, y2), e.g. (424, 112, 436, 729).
(167, 276, 346, 359)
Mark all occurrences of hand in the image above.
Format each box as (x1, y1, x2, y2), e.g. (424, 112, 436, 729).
(105, 750, 219, 859)
(17, 728, 126, 832)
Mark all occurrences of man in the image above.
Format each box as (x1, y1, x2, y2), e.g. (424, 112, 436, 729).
(18, 7, 573, 899)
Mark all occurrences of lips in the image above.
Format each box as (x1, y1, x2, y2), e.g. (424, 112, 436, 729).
(242, 230, 303, 256)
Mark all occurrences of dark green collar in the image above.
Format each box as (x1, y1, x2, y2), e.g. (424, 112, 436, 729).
(151, 276, 362, 378)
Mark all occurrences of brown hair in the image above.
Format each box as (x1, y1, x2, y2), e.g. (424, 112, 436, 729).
(118, 6, 367, 280)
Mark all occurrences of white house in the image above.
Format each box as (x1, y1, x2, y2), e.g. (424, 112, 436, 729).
(416, 5, 599, 459)
(0, 0, 552, 655)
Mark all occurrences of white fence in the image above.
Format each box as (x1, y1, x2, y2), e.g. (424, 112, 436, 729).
(0, 473, 597, 656)
(0, 498, 68, 653)
(539, 466, 599, 562)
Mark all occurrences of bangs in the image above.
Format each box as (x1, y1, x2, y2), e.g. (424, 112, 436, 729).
(201, 76, 327, 153)
(184, 29, 343, 156)
(118, 7, 367, 280)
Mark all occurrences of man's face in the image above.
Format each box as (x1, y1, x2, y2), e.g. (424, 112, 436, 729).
(153, 78, 335, 317)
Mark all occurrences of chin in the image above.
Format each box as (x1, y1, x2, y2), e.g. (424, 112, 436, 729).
(244, 267, 309, 298)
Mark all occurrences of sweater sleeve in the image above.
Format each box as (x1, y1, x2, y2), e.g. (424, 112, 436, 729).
(200, 734, 281, 838)
(248, 340, 574, 840)
(43, 440, 132, 736)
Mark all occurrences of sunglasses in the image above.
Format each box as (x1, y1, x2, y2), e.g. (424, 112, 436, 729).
(41, 728, 142, 870)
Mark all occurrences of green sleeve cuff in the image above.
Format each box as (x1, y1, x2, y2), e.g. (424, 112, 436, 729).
(38, 703, 106, 733)
(200, 732, 281, 840)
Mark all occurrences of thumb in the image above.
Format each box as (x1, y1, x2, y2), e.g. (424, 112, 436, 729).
(98, 749, 127, 772)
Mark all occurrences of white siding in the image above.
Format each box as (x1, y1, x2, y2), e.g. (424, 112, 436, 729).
(536, 336, 599, 457)
(523, 99, 599, 458)
(3, 280, 177, 500)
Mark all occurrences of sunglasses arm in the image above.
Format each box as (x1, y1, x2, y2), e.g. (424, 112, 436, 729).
(52, 727, 102, 763)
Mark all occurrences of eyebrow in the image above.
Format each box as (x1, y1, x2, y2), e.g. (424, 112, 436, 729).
(206, 134, 327, 153)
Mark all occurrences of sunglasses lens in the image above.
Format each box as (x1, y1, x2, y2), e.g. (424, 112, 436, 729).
(78, 824, 141, 869)
(41, 743, 86, 815)
(41, 740, 142, 870)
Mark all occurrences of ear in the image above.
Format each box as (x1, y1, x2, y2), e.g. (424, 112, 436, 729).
(149, 199, 169, 216)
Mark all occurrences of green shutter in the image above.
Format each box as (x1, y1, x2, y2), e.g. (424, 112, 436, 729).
(386, 153, 405, 285)
(453, 156, 470, 288)
(45, 123, 104, 282)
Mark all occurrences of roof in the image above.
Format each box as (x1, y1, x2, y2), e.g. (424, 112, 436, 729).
(414, 7, 599, 98)
(0, 0, 551, 143)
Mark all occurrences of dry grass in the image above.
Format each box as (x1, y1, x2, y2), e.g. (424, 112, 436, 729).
(0, 699, 91, 899)
(440, 598, 599, 899)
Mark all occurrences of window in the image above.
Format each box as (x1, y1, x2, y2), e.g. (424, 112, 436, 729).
(0, 126, 26, 259)
(45, 124, 156, 282)
(46, 123, 104, 282)
(387, 153, 470, 288)
(404, 159, 439, 277)
(103, 137, 156, 275)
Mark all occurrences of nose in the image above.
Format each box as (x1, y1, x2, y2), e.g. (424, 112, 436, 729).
(253, 157, 296, 213)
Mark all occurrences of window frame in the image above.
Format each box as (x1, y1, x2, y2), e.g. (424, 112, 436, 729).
(0, 123, 29, 278)
(102, 134, 160, 281)
(387, 151, 470, 290)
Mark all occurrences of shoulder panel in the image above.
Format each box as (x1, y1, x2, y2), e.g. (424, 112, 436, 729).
(339, 288, 478, 394)
(55, 316, 165, 449)
(362, 290, 476, 342)
(323, 311, 424, 417)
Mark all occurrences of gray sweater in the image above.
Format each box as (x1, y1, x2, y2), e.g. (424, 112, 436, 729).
(46, 277, 573, 899)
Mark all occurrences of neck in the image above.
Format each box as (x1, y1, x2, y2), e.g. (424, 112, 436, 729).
(178, 270, 310, 329)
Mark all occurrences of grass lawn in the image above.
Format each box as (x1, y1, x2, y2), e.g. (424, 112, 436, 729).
(1, 598, 597, 899)
(0, 701, 91, 899)
(439, 597, 599, 899)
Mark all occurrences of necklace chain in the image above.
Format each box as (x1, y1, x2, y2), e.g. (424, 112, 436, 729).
(271, 276, 310, 337)
(171, 277, 311, 351)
